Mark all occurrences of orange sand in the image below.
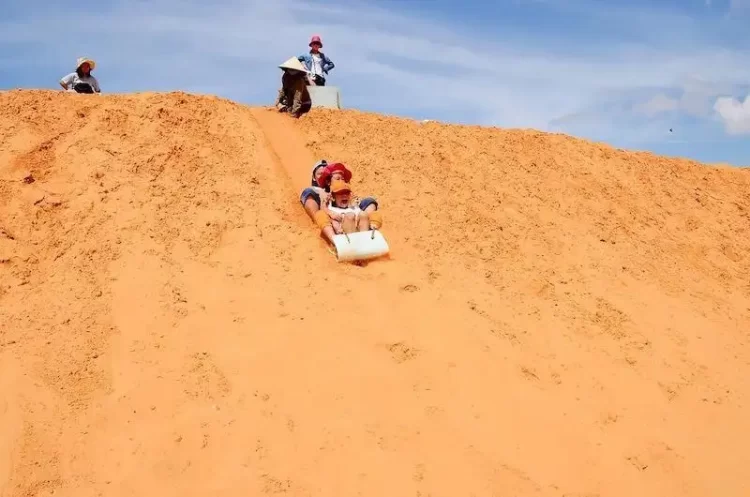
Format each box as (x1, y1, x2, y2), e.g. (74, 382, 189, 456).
(1, 90, 749, 497)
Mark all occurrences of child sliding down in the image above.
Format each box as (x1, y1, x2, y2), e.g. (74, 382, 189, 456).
(313, 179, 383, 244)
(328, 179, 370, 233)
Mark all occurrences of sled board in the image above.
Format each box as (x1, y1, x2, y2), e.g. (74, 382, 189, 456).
(332, 230, 389, 262)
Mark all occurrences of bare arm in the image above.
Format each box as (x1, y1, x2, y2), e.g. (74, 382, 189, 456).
(274, 87, 284, 106)
(324, 206, 343, 221)
(59, 73, 74, 91)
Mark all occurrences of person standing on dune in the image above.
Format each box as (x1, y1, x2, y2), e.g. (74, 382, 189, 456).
(59, 57, 101, 94)
(298, 35, 334, 87)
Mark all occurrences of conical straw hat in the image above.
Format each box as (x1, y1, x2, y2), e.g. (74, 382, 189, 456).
(278, 57, 307, 72)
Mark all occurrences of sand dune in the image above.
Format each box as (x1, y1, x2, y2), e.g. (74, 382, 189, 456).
(1, 90, 749, 497)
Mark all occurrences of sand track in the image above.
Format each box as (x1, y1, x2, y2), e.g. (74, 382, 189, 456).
(1, 90, 749, 497)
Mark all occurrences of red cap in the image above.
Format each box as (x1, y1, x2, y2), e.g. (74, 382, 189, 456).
(318, 162, 352, 187)
(309, 35, 323, 47)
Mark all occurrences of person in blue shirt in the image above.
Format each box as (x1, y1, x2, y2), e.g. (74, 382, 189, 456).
(297, 35, 335, 86)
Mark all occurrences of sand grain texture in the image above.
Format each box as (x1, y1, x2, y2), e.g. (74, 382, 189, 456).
(1, 90, 749, 497)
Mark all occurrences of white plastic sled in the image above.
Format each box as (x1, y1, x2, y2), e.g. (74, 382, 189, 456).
(332, 230, 389, 263)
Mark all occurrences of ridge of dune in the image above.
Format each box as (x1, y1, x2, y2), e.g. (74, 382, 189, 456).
(1, 89, 749, 497)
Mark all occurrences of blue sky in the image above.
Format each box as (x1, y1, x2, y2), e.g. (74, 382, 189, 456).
(1, 0, 750, 166)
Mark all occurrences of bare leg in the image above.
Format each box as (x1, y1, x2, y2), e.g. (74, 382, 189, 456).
(364, 204, 377, 215)
(341, 213, 357, 233)
(357, 212, 370, 232)
(303, 197, 320, 221)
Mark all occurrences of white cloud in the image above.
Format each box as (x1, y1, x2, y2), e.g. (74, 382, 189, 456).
(714, 95, 750, 135)
(632, 78, 736, 118)
(634, 94, 681, 117)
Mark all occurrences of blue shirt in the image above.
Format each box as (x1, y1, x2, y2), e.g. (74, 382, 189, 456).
(297, 52, 335, 75)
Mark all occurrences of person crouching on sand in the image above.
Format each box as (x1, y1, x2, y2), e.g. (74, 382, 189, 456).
(60, 57, 101, 94)
(274, 57, 312, 119)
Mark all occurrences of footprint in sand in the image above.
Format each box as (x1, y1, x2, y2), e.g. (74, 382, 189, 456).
(386, 342, 419, 363)
(183, 352, 231, 400)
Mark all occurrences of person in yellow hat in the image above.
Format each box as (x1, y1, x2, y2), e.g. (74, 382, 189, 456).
(59, 57, 101, 94)
(274, 57, 311, 118)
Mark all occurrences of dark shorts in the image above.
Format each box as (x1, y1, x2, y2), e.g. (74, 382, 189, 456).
(300, 187, 378, 211)
(73, 82, 95, 94)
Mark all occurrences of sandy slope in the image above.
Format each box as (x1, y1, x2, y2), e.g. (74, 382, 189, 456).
(1, 90, 749, 497)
